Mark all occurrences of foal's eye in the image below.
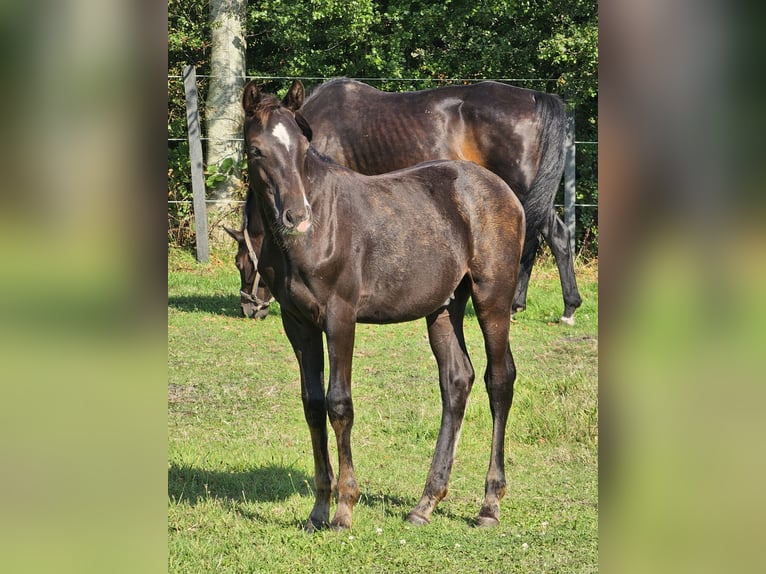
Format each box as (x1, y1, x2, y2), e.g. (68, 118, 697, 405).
(248, 146, 263, 159)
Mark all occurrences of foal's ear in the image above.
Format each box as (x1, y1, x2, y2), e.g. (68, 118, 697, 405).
(223, 226, 245, 243)
(282, 79, 305, 111)
(242, 81, 262, 116)
(294, 112, 313, 142)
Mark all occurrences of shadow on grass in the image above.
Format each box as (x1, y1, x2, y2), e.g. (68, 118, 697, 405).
(168, 463, 312, 505)
(168, 295, 282, 319)
(168, 295, 241, 317)
(170, 464, 483, 528)
(358, 491, 477, 527)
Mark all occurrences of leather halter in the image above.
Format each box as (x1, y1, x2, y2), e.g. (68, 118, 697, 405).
(240, 214, 274, 312)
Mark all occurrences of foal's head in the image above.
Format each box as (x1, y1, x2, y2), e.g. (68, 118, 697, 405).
(242, 81, 314, 236)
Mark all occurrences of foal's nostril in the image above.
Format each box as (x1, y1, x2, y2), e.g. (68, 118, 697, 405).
(282, 207, 311, 233)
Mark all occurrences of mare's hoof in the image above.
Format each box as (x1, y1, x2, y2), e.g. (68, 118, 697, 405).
(559, 315, 575, 326)
(475, 515, 500, 528)
(405, 512, 430, 527)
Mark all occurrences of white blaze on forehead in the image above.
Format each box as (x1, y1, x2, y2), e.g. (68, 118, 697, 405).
(272, 122, 293, 151)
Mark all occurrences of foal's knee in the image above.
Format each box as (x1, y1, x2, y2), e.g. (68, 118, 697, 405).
(302, 389, 327, 428)
(326, 385, 354, 425)
(443, 358, 474, 410)
(484, 354, 516, 397)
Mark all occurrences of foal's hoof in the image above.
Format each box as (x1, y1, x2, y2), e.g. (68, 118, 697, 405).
(475, 515, 500, 528)
(405, 512, 430, 527)
(329, 514, 353, 531)
(303, 518, 329, 533)
(330, 521, 351, 532)
(559, 315, 575, 326)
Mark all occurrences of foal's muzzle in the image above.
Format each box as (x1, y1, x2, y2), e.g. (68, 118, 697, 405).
(281, 205, 312, 234)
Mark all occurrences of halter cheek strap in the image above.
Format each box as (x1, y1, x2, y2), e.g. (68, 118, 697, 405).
(241, 214, 275, 311)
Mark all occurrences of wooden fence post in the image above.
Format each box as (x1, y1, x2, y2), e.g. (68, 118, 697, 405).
(564, 109, 576, 255)
(183, 65, 209, 263)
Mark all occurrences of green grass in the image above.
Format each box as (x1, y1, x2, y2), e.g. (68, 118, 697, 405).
(169, 246, 598, 573)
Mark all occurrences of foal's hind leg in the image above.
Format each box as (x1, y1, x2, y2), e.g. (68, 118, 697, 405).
(471, 288, 517, 527)
(407, 295, 474, 526)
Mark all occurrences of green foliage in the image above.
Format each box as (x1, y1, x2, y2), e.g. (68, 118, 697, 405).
(204, 156, 248, 189)
(168, 0, 598, 255)
(168, 0, 210, 74)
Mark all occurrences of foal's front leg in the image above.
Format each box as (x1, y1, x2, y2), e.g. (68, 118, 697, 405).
(281, 315, 335, 531)
(325, 313, 360, 530)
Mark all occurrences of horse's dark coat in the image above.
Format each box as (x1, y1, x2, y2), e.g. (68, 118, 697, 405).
(234, 78, 581, 322)
(231, 83, 525, 530)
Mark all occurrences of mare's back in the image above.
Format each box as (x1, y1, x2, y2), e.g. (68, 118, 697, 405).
(301, 79, 541, 199)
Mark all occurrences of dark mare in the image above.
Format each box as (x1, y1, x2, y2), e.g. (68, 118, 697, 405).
(232, 78, 581, 324)
(228, 82, 525, 530)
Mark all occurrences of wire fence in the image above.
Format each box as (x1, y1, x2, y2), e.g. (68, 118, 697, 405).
(168, 70, 597, 262)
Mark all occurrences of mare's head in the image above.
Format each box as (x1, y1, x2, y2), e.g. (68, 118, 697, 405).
(223, 222, 273, 320)
(242, 80, 314, 236)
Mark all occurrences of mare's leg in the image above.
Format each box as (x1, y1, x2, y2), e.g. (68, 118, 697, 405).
(281, 314, 335, 531)
(512, 233, 540, 316)
(540, 212, 582, 324)
(471, 285, 517, 527)
(408, 293, 475, 526)
(324, 309, 361, 530)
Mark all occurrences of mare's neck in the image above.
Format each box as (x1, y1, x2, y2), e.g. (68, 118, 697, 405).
(303, 145, 345, 217)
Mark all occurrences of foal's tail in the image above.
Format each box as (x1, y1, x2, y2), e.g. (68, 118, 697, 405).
(522, 92, 567, 241)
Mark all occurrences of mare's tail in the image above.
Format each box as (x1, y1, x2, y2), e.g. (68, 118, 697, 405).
(521, 92, 567, 242)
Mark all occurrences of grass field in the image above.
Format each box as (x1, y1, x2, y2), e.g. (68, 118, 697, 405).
(168, 246, 598, 573)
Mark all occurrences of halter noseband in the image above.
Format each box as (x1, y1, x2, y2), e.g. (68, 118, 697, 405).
(241, 213, 275, 313)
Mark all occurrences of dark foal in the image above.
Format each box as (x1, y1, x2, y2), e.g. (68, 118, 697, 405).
(233, 78, 581, 324)
(231, 82, 525, 530)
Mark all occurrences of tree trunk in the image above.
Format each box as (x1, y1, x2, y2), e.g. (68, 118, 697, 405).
(206, 0, 247, 201)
